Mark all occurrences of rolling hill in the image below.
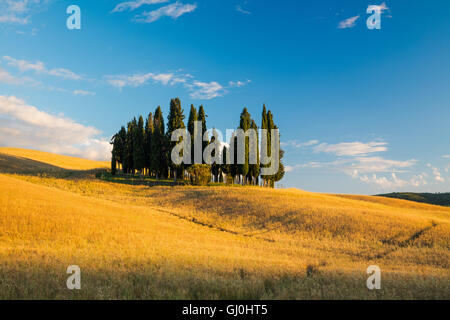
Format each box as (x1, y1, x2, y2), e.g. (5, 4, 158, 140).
(0, 148, 449, 299)
(378, 192, 450, 207)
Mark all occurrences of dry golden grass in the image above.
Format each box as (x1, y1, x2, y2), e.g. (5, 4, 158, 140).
(0, 148, 108, 171)
(0, 148, 449, 299)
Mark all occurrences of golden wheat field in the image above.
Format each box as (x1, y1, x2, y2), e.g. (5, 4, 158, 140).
(0, 148, 449, 299)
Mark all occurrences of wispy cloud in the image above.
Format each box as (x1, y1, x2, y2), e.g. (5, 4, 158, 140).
(3, 56, 82, 80)
(135, 1, 197, 23)
(106, 70, 228, 100)
(369, 2, 389, 14)
(0, 95, 111, 160)
(229, 79, 251, 87)
(338, 15, 360, 29)
(427, 163, 445, 182)
(0, 65, 37, 85)
(286, 138, 426, 190)
(443, 155, 450, 159)
(112, 0, 169, 13)
(106, 72, 189, 90)
(282, 140, 319, 148)
(0, 0, 49, 25)
(187, 81, 226, 100)
(314, 141, 387, 156)
(236, 5, 251, 15)
(73, 90, 95, 96)
(358, 173, 427, 189)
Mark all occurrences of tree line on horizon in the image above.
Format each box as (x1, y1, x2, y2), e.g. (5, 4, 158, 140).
(110, 98, 285, 187)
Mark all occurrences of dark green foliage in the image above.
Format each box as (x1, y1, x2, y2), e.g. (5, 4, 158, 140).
(187, 104, 197, 165)
(124, 121, 134, 174)
(262, 108, 285, 188)
(187, 164, 211, 186)
(133, 116, 146, 173)
(210, 128, 221, 182)
(110, 98, 285, 187)
(111, 153, 117, 176)
(144, 112, 154, 175)
(377, 193, 450, 207)
(238, 108, 251, 184)
(198, 105, 208, 155)
(249, 119, 260, 185)
(152, 106, 167, 179)
(167, 98, 186, 181)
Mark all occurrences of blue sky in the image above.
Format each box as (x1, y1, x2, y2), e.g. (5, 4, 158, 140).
(0, 0, 449, 194)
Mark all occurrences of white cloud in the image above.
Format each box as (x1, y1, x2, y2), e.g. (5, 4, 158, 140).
(135, 1, 197, 23)
(229, 79, 251, 87)
(236, 5, 251, 15)
(369, 2, 389, 13)
(3, 56, 82, 80)
(336, 156, 416, 176)
(106, 70, 235, 100)
(0, 64, 40, 86)
(285, 162, 323, 173)
(282, 139, 319, 148)
(0, 95, 111, 161)
(0, 0, 49, 25)
(73, 90, 95, 96)
(314, 141, 388, 156)
(187, 81, 226, 100)
(106, 72, 188, 90)
(112, 0, 169, 13)
(338, 15, 360, 29)
(358, 172, 427, 190)
(427, 163, 445, 183)
(443, 155, 450, 159)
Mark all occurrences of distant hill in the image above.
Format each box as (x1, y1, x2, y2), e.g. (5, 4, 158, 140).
(377, 192, 450, 207)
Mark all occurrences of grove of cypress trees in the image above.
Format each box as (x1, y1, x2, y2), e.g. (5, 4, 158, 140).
(110, 98, 284, 187)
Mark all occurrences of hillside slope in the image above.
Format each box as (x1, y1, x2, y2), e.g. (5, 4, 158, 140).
(0, 148, 108, 171)
(0, 148, 449, 299)
(378, 192, 450, 207)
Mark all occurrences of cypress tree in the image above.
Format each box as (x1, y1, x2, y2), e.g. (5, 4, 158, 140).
(144, 112, 154, 176)
(133, 116, 145, 174)
(221, 145, 230, 183)
(124, 121, 134, 174)
(111, 152, 117, 176)
(198, 105, 208, 162)
(152, 106, 167, 179)
(249, 119, 260, 185)
(210, 128, 221, 182)
(261, 105, 269, 186)
(265, 110, 285, 188)
(238, 108, 251, 184)
(117, 126, 126, 172)
(167, 98, 186, 181)
(187, 104, 197, 165)
(272, 124, 285, 187)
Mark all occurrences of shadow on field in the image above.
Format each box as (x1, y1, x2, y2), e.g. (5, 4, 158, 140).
(0, 153, 106, 179)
